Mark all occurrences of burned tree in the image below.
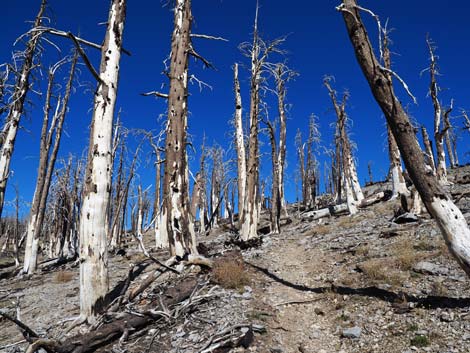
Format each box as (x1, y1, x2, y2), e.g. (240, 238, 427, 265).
(426, 37, 452, 183)
(339, 0, 470, 276)
(78, 0, 127, 320)
(160, 0, 197, 257)
(238, 4, 286, 240)
(381, 29, 409, 198)
(23, 54, 77, 274)
(324, 77, 363, 214)
(0, 0, 47, 219)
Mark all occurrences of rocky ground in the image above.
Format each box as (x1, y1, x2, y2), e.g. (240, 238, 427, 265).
(1, 166, 470, 353)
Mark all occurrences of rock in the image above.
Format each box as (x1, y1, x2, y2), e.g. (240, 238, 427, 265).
(413, 261, 449, 276)
(252, 323, 267, 333)
(393, 212, 419, 224)
(314, 307, 325, 316)
(342, 326, 362, 339)
(270, 347, 284, 353)
(440, 312, 454, 322)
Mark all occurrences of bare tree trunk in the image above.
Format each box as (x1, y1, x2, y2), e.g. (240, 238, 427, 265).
(161, 0, 197, 257)
(79, 0, 126, 320)
(23, 54, 77, 274)
(387, 126, 408, 197)
(0, 0, 47, 219)
(340, 0, 470, 276)
(241, 9, 261, 241)
(426, 38, 448, 183)
(275, 65, 288, 216)
(233, 63, 246, 222)
(443, 110, 456, 168)
(421, 125, 436, 172)
(324, 78, 361, 213)
(266, 121, 280, 234)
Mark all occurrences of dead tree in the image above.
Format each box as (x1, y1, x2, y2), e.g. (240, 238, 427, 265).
(233, 63, 246, 223)
(421, 125, 436, 172)
(381, 29, 409, 197)
(305, 115, 321, 208)
(295, 129, 307, 208)
(209, 147, 223, 229)
(271, 63, 294, 216)
(443, 107, 457, 168)
(324, 77, 363, 214)
(339, 0, 470, 276)
(161, 0, 198, 257)
(0, 0, 47, 219)
(426, 37, 451, 183)
(239, 4, 286, 240)
(23, 53, 77, 274)
(79, 0, 127, 321)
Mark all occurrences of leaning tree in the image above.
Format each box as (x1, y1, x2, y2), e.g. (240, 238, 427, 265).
(339, 0, 470, 276)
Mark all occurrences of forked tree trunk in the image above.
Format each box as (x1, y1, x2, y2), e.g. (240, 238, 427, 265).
(233, 63, 246, 222)
(324, 79, 361, 212)
(79, 0, 126, 320)
(0, 0, 46, 219)
(161, 0, 197, 257)
(340, 0, 470, 276)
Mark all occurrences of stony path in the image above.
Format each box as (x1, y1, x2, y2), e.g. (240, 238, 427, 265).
(245, 200, 470, 353)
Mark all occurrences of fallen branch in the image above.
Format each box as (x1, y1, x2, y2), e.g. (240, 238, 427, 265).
(0, 310, 39, 342)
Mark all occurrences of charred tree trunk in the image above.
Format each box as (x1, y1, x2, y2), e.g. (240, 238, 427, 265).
(0, 0, 47, 219)
(79, 0, 126, 321)
(340, 0, 470, 276)
(161, 0, 197, 257)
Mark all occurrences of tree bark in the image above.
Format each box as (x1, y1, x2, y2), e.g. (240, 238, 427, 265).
(233, 63, 246, 222)
(0, 0, 47, 219)
(79, 0, 126, 320)
(340, 0, 470, 276)
(161, 0, 197, 257)
(23, 54, 77, 274)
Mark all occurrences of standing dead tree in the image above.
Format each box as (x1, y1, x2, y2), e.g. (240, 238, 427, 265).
(238, 3, 286, 240)
(23, 53, 77, 275)
(324, 77, 363, 215)
(421, 125, 436, 172)
(426, 37, 452, 183)
(0, 0, 47, 219)
(78, 0, 127, 321)
(381, 29, 409, 198)
(160, 0, 198, 257)
(233, 63, 246, 224)
(339, 0, 470, 276)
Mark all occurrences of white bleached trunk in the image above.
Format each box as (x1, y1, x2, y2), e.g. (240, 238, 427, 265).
(79, 0, 126, 321)
(347, 153, 364, 203)
(344, 174, 358, 215)
(233, 63, 246, 220)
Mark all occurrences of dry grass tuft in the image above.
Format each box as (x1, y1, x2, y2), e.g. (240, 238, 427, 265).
(392, 241, 419, 271)
(360, 259, 405, 286)
(54, 270, 74, 283)
(211, 252, 250, 289)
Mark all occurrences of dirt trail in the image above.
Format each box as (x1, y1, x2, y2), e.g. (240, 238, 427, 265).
(246, 199, 470, 353)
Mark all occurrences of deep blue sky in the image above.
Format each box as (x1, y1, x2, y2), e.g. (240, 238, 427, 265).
(2, 0, 469, 216)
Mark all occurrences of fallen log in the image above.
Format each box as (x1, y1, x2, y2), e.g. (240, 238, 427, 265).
(301, 204, 348, 221)
(26, 278, 198, 353)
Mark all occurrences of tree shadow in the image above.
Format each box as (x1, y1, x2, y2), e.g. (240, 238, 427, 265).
(247, 262, 470, 310)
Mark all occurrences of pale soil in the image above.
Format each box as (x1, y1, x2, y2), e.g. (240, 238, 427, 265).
(1, 166, 470, 353)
